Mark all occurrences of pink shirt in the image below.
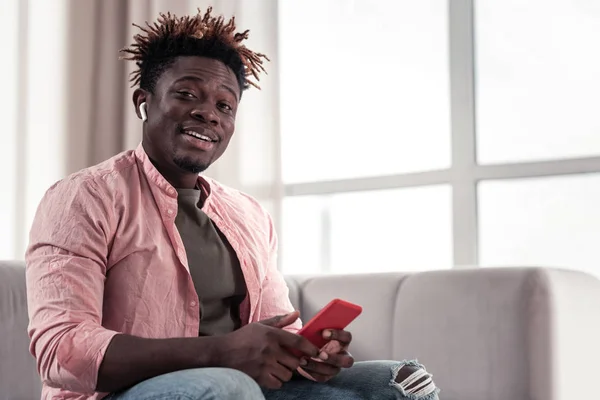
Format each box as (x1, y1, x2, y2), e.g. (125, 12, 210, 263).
(25, 144, 301, 400)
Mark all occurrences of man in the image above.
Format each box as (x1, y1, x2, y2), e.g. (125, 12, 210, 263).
(26, 8, 439, 400)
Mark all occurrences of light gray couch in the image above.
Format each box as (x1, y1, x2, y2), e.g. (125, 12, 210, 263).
(2, 260, 600, 400)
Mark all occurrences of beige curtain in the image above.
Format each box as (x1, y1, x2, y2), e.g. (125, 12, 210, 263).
(2, 0, 281, 260)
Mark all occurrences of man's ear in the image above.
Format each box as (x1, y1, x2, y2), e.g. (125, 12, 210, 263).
(133, 88, 149, 120)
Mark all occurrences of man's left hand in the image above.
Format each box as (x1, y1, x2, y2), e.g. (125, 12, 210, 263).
(299, 329, 354, 382)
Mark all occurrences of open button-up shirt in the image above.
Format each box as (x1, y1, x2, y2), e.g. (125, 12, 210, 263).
(25, 144, 300, 400)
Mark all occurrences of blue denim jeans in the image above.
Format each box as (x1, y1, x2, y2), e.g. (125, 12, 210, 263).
(107, 360, 440, 400)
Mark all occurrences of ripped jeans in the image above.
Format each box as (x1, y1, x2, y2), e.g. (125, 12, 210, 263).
(264, 360, 439, 400)
(106, 360, 439, 400)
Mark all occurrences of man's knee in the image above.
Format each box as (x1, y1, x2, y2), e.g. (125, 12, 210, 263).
(182, 368, 264, 400)
(112, 368, 264, 400)
(391, 360, 439, 399)
(206, 368, 264, 400)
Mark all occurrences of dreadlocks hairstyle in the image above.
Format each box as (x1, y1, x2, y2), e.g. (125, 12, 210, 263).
(119, 7, 269, 94)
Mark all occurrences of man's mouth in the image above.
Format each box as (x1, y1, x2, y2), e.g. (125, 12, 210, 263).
(180, 127, 218, 143)
(183, 130, 215, 142)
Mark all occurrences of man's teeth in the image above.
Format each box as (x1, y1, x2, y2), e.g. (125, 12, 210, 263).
(184, 130, 213, 142)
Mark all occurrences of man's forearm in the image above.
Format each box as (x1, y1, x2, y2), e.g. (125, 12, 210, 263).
(96, 334, 222, 393)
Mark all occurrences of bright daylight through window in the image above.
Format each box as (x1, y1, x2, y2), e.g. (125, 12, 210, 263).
(277, 0, 600, 277)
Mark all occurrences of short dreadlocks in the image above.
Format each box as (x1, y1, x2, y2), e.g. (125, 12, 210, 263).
(120, 7, 269, 94)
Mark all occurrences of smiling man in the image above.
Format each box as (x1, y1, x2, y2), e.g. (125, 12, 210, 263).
(25, 8, 439, 400)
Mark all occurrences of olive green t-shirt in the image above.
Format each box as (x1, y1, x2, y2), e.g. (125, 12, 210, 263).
(174, 188, 247, 336)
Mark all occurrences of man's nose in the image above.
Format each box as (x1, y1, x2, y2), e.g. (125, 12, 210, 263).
(191, 107, 219, 127)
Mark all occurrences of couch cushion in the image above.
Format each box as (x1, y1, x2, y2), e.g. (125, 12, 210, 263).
(293, 273, 410, 362)
(0, 260, 42, 400)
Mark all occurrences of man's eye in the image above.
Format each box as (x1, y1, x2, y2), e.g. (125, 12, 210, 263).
(218, 103, 233, 112)
(177, 91, 195, 98)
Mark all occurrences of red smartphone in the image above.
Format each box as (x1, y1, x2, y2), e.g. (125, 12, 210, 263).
(296, 298, 362, 351)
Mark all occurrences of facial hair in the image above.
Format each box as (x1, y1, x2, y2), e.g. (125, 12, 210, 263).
(173, 156, 209, 174)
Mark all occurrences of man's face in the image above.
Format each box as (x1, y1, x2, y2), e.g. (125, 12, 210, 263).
(136, 56, 240, 178)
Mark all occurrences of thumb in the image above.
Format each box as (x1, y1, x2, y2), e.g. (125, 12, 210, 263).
(259, 310, 300, 328)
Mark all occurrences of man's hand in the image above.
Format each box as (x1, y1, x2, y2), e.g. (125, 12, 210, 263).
(215, 311, 320, 389)
(300, 329, 355, 382)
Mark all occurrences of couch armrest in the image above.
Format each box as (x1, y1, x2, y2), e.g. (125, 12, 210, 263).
(545, 268, 600, 400)
(390, 267, 600, 400)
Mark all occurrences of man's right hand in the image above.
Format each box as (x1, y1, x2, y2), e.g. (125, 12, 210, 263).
(216, 311, 318, 389)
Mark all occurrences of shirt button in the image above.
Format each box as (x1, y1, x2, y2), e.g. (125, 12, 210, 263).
(190, 301, 197, 307)
(167, 209, 174, 216)
(168, 188, 175, 195)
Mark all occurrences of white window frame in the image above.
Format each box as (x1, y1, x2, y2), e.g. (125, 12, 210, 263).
(271, 0, 600, 272)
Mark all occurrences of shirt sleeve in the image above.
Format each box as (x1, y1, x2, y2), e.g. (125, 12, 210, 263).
(257, 211, 303, 334)
(25, 177, 119, 394)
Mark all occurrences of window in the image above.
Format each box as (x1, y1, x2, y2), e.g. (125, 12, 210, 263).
(473, 0, 600, 277)
(278, 0, 452, 274)
(278, 0, 451, 184)
(282, 186, 453, 275)
(276, 0, 600, 278)
(475, 0, 600, 164)
(479, 174, 600, 277)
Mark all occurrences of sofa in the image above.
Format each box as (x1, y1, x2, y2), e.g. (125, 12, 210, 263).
(2, 260, 600, 400)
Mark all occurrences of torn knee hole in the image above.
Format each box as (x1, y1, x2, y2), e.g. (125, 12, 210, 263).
(391, 361, 437, 398)
(395, 365, 425, 388)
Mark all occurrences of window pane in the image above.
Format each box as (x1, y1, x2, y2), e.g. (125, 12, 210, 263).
(282, 186, 453, 275)
(479, 174, 600, 278)
(475, 0, 600, 164)
(279, 0, 450, 183)
(281, 196, 325, 275)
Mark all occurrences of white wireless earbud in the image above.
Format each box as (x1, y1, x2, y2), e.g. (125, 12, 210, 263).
(140, 102, 148, 122)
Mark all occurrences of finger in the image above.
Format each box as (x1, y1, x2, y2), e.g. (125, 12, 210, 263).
(259, 311, 300, 328)
(276, 330, 320, 358)
(320, 339, 344, 355)
(275, 349, 304, 371)
(306, 371, 333, 383)
(323, 329, 352, 345)
(260, 374, 283, 390)
(302, 358, 341, 377)
(317, 350, 354, 368)
(269, 362, 294, 383)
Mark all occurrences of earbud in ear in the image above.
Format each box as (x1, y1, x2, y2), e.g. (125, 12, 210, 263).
(140, 102, 148, 122)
